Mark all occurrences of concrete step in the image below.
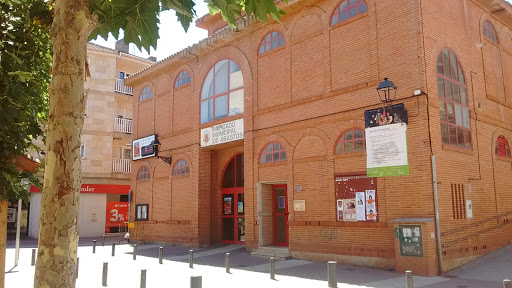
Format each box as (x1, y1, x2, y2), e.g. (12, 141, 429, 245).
(250, 246, 292, 260)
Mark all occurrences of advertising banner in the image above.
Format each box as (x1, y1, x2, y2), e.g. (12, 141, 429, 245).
(365, 123, 409, 177)
(105, 202, 129, 230)
(132, 134, 157, 160)
(364, 103, 408, 128)
(201, 119, 244, 147)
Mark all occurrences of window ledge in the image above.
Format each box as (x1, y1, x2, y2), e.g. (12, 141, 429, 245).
(442, 144, 473, 154)
(258, 160, 288, 167)
(496, 155, 512, 162)
(172, 173, 191, 178)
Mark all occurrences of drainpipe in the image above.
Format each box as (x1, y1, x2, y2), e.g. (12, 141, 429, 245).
(432, 155, 443, 275)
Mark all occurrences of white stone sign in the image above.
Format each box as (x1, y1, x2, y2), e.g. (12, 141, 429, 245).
(201, 119, 244, 147)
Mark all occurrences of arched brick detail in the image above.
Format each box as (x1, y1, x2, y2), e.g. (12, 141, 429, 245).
(172, 152, 194, 170)
(133, 160, 152, 180)
(287, 7, 327, 43)
(135, 81, 156, 101)
(155, 73, 172, 96)
(172, 63, 195, 90)
(153, 162, 171, 178)
(330, 119, 366, 154)
(491, 128, 512, 158)
(290, 10, 324, 44)
(292, 127, 330, 159)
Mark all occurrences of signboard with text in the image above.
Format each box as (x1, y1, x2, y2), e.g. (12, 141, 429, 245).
(201, 119, 244, 147)
(132, 134, 157, 160)
(105, 202, 129, 232)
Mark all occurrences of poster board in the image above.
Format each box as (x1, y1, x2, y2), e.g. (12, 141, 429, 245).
(335, 174, 378, 222)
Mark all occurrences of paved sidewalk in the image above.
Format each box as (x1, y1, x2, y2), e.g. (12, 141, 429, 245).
(4, 237, 511, 287)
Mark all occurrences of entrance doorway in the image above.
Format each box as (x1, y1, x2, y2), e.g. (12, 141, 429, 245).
(272, 184, 288, 246)
(221, 154, 244, 244)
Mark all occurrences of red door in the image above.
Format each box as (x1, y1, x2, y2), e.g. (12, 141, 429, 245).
(221, 154, 245, 244)
(273, 184, 288, 246)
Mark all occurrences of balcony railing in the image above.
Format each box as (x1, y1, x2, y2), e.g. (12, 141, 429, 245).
(112, 159, 131, 173)
(115, 79, 133, 95)
(114, 118, 132, 134)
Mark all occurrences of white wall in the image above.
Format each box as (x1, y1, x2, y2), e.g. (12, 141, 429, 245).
(29, 193, 107, 238)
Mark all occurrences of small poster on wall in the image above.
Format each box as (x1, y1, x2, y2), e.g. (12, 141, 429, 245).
(355, 192, 366, 221)
(343, 199, 357, 221)
(366, 190, 377, 220)
(336, 199, 344, 221)
(223, 197, 232, 215)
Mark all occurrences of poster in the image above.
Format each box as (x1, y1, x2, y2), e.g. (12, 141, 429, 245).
(336, 200, 344, 221)
(355, 192, 366, 221)
(364, 103, 408, 128)
(238, 202, 244, 214)
(105, 202, 129, 231)
(365, 123, 409, 177)
(399, 225, 423, 257)
(343, 199, 357, 221)
(223, 197, 232, 215)
(366, 190, 377, 221)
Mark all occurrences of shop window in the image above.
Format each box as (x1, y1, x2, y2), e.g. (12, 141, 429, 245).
(259, 142, 287, 163)
(258, 31, 285, 55)
(136, 165, 150, 181)
(200, 60, 244, 124)
(175, 70, 191, 88)
(335, 129, 365, 154)
(139, 86, 152, 102)
(483, 20, 499, 44)
(135, 204, 149, 221)
(172, 159, 190, 176)
(496, 135, 511, 158)
(437, 48, 471, 149)
(331, 0, 368, 26)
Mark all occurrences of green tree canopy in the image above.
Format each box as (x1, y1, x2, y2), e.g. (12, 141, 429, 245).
(0, 0, 51, 201)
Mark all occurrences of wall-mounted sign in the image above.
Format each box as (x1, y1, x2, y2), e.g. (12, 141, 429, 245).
(365, 104, 409, 177)
(293, 200, 306, 211)
(105, 202, 129, 232)
(294, 185, 302, 192)
(201, 119, 244, 147)
(133, 134, 157, 160)
(31, 184, 130, 195)
(398, 225, 423, 257)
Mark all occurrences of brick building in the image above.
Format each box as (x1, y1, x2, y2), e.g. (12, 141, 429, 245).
(125, 0, 512, 276)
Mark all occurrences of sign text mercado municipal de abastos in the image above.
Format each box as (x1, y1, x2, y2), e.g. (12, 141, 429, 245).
(201, 119, 244, 147)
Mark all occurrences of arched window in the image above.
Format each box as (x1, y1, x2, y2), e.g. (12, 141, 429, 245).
(335, 129, 365, 154)
(258, 31, 285, 55)
(331, 0, 368, 26)
(200, 60, 244, 124)
(496, 136, 511, 158)
(483, 20, 499, 44)
(175, 70, 191, 88)
(259, 142, 287, 163)
(173, 159, 190, 175)
(139, 86, 152, 102)
(437, 49, 471, 149)
(137, 166, 150, 181)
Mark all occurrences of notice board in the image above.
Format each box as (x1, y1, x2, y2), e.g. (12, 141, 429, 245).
(335, 174, 378, 222)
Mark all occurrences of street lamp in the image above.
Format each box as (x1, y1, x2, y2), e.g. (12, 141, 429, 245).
(376, 77, 397, 103)
(153, 138, 172, 166)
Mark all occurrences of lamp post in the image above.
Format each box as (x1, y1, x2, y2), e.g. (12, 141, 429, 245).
(376, 77, 397, 103)
(153, 138, 172, 166)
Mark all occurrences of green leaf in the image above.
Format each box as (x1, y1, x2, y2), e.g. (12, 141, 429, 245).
(8, 71, 34, 82)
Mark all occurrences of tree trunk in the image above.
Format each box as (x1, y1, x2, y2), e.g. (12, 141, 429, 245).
(33, 1, 91, 287)
(0, 201, 7, 288)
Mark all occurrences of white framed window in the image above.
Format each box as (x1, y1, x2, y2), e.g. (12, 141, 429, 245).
(136, 204, 148, 221)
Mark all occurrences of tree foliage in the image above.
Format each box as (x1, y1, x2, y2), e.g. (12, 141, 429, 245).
(0, 0, 51, 201)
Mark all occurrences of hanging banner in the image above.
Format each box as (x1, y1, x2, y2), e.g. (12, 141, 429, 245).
(365, 103, 408, 128)
(201, 119, 244, 147)
(365, 123, 409, 177)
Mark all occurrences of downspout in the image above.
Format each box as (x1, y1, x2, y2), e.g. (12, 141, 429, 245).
(418, 0, 443, 275)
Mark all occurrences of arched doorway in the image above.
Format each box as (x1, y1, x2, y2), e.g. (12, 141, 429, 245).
(221, 153, 244, 243)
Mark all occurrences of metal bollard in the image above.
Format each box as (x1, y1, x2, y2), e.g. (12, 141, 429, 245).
(270, 257, 275, 280)
(225, 253, 231, 273)
(504, 279, 512, 288)
(189, 250, 194, 268)
(93, 240, 96, 253)
(102, 234, 105, 246)
(76, 258, 79, 279)
(140, 269, 147, 288)
(159, 247, 163, 264)
(102, 262, 108, 286)
(111, 243, 116, 256)
(327, 261, 337, 288)
(133, 244, 137, 260)
(31, 249, 36, 266)
(405, 270, 413, 288)
(190, 276, 202, 288)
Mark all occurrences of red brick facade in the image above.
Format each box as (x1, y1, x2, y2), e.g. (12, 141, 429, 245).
(126, 0, 512, 276)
